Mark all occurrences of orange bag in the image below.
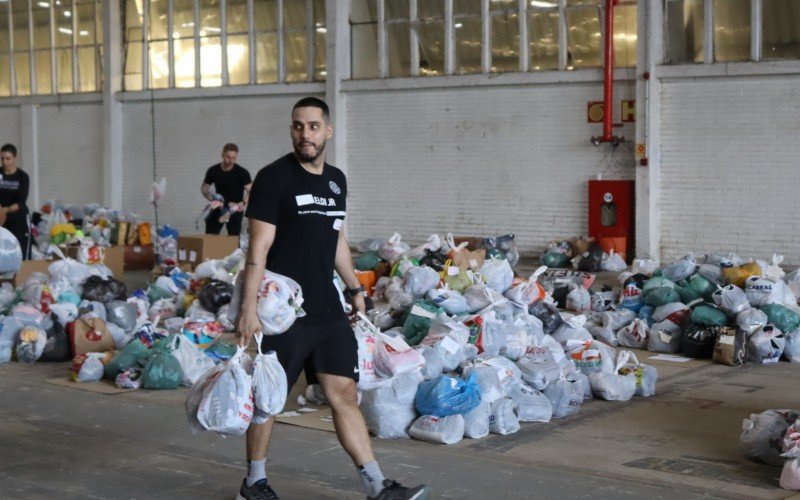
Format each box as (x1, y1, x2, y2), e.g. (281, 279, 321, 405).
(138, 223, 153, 246)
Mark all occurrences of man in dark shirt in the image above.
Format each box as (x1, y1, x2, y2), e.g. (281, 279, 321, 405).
(0, 144, 31, 259)
(235, 98, 428, 500)
(201, 143, 252, 236)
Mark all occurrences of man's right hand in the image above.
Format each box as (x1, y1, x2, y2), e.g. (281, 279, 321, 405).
(235, 309, 262, 347)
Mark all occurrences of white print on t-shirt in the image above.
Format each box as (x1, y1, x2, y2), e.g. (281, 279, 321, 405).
(295, 193, 336, 207)
(333, 219, 343, 231)
(329, 181, 341, 195)
(297, 210, 347, 217)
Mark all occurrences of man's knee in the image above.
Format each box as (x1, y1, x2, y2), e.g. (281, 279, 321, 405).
(321, 378, 359, 409)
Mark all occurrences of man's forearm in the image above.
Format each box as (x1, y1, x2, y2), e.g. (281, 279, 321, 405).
(201, 184, 213, 201)
(335, 237, 360, 289)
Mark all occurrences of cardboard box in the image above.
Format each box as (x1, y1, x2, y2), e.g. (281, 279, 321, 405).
(7, 260, 52, 287)
(178, 235, 239, 268)
(124, 244, 156, 270)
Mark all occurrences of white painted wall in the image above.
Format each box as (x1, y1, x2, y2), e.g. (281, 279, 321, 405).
(345, 82, 637, 254)
(121, 93, 323, 233)
(659, 74, 800, 265)
(0, 107, 21, 154)
(37, 103, 104, 205)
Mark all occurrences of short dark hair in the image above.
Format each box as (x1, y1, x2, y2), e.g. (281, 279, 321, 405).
(222, 143, 238, 154)
(293, 97, 330, 122)
(0, 144, 17, 157)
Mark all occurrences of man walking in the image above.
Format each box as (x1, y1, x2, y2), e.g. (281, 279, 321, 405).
(235, 97, 429, 500)
(201, 143, 252, 236)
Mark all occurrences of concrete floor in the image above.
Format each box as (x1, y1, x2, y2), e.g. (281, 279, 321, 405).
(2, 347, 799, 499)
(2, 268, 796, 499)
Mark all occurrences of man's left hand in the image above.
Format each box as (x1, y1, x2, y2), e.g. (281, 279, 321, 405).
(351, 293, 366, 316)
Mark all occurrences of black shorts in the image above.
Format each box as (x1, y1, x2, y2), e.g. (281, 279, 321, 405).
(260, 314, 359, 394)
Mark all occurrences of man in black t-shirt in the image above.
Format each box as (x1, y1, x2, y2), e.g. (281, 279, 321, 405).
(235, 98, 428, 500)
(0, 144, 31, 259)
(201, 143, 252, 236)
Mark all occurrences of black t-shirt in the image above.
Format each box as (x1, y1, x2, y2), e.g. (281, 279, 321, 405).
(246, 153, 347, 321)
(0, 168, 29, 223)
(203, 163, 252, 203)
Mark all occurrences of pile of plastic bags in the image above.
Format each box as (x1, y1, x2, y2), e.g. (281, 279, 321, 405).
(740, 409, 800, 490)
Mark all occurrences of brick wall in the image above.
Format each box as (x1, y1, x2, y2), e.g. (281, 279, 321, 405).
(659, 75, 800, 265)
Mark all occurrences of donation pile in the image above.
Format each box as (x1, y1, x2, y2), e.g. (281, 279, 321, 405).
(347, 232, 659, 445)
(740, 409, 800, 490)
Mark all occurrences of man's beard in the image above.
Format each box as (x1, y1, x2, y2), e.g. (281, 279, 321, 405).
(294, 139, 326, 163)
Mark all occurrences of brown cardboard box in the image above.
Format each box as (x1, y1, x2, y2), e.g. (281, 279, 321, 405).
(7, 260, 52, 287)
(178, 235, 239, 268)
(62, 245, 125, 280)
(124, 244, 156, 270)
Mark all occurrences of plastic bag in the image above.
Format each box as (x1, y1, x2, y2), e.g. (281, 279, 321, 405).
(104, 339, 149, 379)
(402, 266, 441, 299)
(464, 284, 507, 314)
(588, 351, 637, 401)
(618, 351, 658, 397)
(681, 324, 719, 359)
(591, 291, 616, 313)
(632, 257, 659, 276)
(543, 374, 583, 418)
(645, 286, 681, 307)
(82, 275, 127, 303)
(142, 337, 184, 390)
(0, 227, 22, 273)
(619, 281, 645, 313)
(251, 333, 288, 419)
(373, 331, 425, 378)
(617, 318, 649, 349)
(409, 414, 465, 445)
(781, 459, 800, 491)
(747, 325, 785, 364)
(785, 329, 800, 363)
(662, 254, 697, 282)
(228, 270, 305, 335)
(542, 251, 570, 268)
(483, 234, 519, 268)
(104, 300, 138, 333)
(148, 298, 178, 322)
(355, 250, 381, 271)
(509, 382, 552, 422)
(360, 372, 421, 439)
(504, 266, 547, 308)
(576, 245, 604, 272)
(463, 399, 490, 439)
(590, 325, 618, 347)
(724, 263, 761, 288)
(740, 409, 800, 466)
(647, 320, 682, 353)
(462, 360, 503, 404)
(743, 276, 782, 307)
(427, 287, 467, 315)
(414, 374, 481, 417)
(39, 318, 71, 362)
(383, 277, 414, 311)
(353, 314, 386, 389)
(402, 302, 444, 346)
(567, 339, 616, 375)
(601, 308, 636, 331)
(70, 352, 105, 382)
(488, 398, 520, 435)
(416, 345, 445, 380)
(194, 346, 254, 435)
(516, 352, 561, 391)
(167, 334, 216, 386)
(566, 284, 591, 313)
(601, 250, 627, 273)
(712, 285, 750, 315)
(115, 367, 143, 389)
(198, 279, 234, 314)
(379, 233, 410, 264)
(691, 304, 730, 327)
(652, 302, 690, 324)
(736, 308, 769, 335)
(480, 256, 514, 294)
(760, 304, 800, 333)
(16, 326, 47, 363)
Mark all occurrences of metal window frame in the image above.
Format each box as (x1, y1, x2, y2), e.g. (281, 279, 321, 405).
(193, 0, 200, 87)
(72, 0, 79, 91)
(247, 0, 254, 84)
(703, 0, 713, 63)
(221, 0, 228, 85)
(28, 0, 36, 94)
(94, 0, 101, 92)
(7, 1, 16, 95)
(751, 0, 761, 61)
(168, 0, 175, 87)
(49, 0, 56, 93)
(377, 0, 386, 77)
(518, 0, 528, 71)
(277, 0, 285, 82)
(306, 0, 313, 81)
(143, 0, 150, 88)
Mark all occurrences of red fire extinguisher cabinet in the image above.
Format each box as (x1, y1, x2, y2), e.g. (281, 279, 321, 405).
(588, 180, 635, 262)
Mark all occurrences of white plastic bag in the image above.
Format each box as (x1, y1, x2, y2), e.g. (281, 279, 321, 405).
(408, 234, 442, 260)
(744, 276, 784, 307)
(409, 414, 465, 445)
(228, 270, 306, 335)
(416, 345, 445, 380)
(379, 233, 410, 264)
(74, 352, 105, 382)
(463, 399, 490, 439)
(373, 331, 425, 378)
(543, 373, 583, 418)
(0, 316, 24, 363)
(0, 227, 22, 273)
(50, 303, 79, 328)
(590, 325, 619, 347)
(781, 459, 800, 491)
(479, 257, 514, 294)
(566, 284, 591, 313)
(552, 315, 592, 346)
(48, 246, 93, 285)
(647, 320, 682, 353)
(516, 352, 561, 391)
(740, 409, 800, 466)
(427, 286, 468, 315)
(736, 308, 769, 335)
(632, 257, 659, 276)
(588, 351, 637, 401)
(748, 325, 785, 364)
(618, 351, 658, 397)
(617, 318, 649, 349)
(489, 398, 520, 435)
(504, 266, 547, 308)
(360, 371, 422, 439)
(170, 333, 217, 387)
(602, 308, 636, 331)
(509, 381, 553, 422)
(463, 284, 507, 314)
(195, 346, 254, 436)
(784, 329, 800, 363)
(764, 254, 786, 281)
(353, 314, 385, 390)
(601, 250, 627, 273)
(662, 254, 697, 282)
(149, 298, 178, 322)
(403, 266, 441, 298)
(566, 339, 616, 375)
(251, 333, 288, 419)
(462, 360, 503, 404)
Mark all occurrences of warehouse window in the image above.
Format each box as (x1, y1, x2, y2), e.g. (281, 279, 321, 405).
(0, 0, 102, 97)
(123, 0, 326, 91)
(713, 0, 750, 62)
(762, 0, 800, 60)
(349, 0, 637, 79)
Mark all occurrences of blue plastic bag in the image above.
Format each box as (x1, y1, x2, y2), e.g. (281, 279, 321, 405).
(414, 374, 482, 417)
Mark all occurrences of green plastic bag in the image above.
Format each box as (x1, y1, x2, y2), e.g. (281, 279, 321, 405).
(204, 341, 238, 363)
(645, 286, 681, 307)
(104, 339, 150, 379)
(402, 301, 444, 346)
(541, 251, 571, 268)
(691, 304, 730, 327)
(141, 336, 183, 390)
(355, 251, 381, 271)
(760, 304, 800, 333)
(676, 284, 702, 304)
(445, 271, 473, 293)
(643, 276, 677, 296)
(686, 273, 716, 300)
(147, 284, 174, 303)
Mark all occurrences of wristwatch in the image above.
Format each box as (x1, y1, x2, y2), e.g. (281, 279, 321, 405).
(345, 285, 365, 297)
